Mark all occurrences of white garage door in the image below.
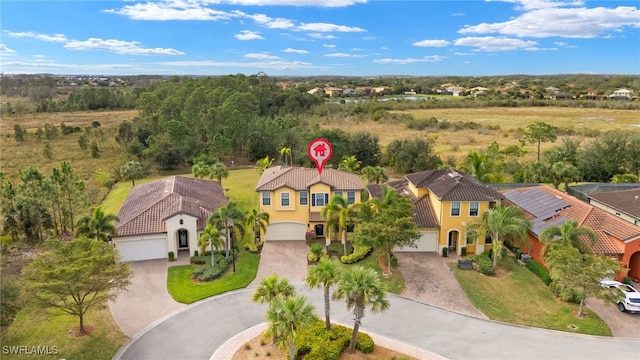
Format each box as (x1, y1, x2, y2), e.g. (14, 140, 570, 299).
(116, 236, 167, 262)
(395, 231, 438, 252)
(265, 222, 306, 241)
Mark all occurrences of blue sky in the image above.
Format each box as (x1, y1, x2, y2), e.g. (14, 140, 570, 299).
(1, 0, 639, 76)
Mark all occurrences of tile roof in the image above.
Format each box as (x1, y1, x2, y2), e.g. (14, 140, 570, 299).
(503, 186, 640, 255)
(406, 169, 504, 201)
(413, 195, 440, 229)
(115, 176, 227, 237)
(255, 166, 363, 192)
(588, 188, 640, 219)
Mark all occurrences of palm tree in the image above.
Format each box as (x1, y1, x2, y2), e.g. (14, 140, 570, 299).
(540, 219, 597, 256)
(305, 258, 341, 330)
(321, 195, 354, 253)
(209, 162, 229, 186)
(263, 295, 317, 360)
(192, 162, 210, 179)
(199, 224, 225, 266)
(333, 266, 389, 353)
(461, 151, 505, 183)
(361, 165, 388, 184)
(518, 161, 549, 183)
(120, 160, 143, 187)
(208, 201, 245, 259)
(468, 205, 532, 268)
(548, 161, 580, 190)
(279, 146, 292, 166)
(76, 206, 119, 242)
(252, 274, 296, 305)
(338, 155, 362, 173)
(246, 209, 270, 244)
(256, 156, 274, 174)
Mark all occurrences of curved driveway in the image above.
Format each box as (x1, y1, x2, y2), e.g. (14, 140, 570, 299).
(114, 284, 639, 360)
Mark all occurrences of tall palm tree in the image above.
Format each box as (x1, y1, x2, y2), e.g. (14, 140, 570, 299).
(191, 162, 210, 179)
(256, 156, 274, 174)
(362, 165, 387, 184)
(208, 201, 245, 259)
(252, 274, 296, 305)
(305, 258, 341, 330)
(120, 160, 143, 187)
(199, 224, 225, 266)
(209, 162, 229, 186)
(333, 266, 389, 353)
(76, 206, 119, 242)
(548, 161, 580, 190)
(468, 205, 532, 268)
(246, 209, 270, 243)
(279, 146, 292, 166)
(540, 219, 597, 256)
(461, 151, 505, 183)
(338, 155, 362, 173)
(263, 295, 317, 360)
(321, 195, 354, 253)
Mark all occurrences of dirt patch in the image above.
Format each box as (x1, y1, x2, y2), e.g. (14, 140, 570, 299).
(232, 334, 416, 360)
(68, 325, 95, 338)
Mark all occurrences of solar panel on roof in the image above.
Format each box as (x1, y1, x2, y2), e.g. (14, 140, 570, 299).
(504, 189, 569, 217)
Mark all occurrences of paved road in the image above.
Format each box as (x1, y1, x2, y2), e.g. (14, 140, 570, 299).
(114, 284, 639, 360)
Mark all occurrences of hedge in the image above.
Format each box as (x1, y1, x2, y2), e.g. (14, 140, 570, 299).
(295, 321, 375, 359)
(476, 252, 495, 275)
(340, 245, 372, 264)
(525, 258, 552, 285)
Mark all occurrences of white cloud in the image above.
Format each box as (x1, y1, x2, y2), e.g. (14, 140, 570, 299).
(325, 52, 351, 57)
(308, 33, 336, 39)
(454, 52, 475, 56)
(246, 13, 295, 29)
(105, 1, 237, 21)
(413, 39, 450, 47)
(64, 38, 185, 55)
(0, 44, 16, 55)
(454, 36, 538, 51)
(459, 5, 640, 38)
(218, 0, 366, 7)
(244, 52, 280, 60)
(235, 30, 264, 40)
(33, 54, 46, 58)
(159, 59, 322, 71)
(5, 31, 68, 43)
(323, 44, 336, 48)
(373, 55, 446, 64)
(452, 12, 464, 16)
(282, 48, 308, 54)
(495, 0, 585, 11)
(297, 23, 366, 32)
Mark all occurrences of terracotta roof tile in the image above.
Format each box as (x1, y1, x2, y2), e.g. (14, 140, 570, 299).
(115, 176, 227, 237)
(413, 195, 439, 229)
(256, 166, 363, 192)
(589, 188, 640, 219)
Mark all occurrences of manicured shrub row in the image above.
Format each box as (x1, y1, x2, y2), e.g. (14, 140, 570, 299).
(191, 257, 229, 281)
(476, 253, 495, 275)
(327, 243, 354, 257)
(295, 321, 374, 359)
(525, 259, 552, 285)
(340, 245, 372, 264)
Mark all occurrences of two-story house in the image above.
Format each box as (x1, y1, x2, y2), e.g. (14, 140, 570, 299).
(255, 166, 364, 244)
(368, 169, 505, 256)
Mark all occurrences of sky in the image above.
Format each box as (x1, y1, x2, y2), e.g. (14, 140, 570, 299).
(1, 0, 639, 76)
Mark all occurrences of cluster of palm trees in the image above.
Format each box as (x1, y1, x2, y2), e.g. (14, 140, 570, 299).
(253, 260, 389, 359)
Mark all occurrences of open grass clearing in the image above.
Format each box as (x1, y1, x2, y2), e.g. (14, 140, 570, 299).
(452, 257, 611, 336)
(0, 302, 128, 360)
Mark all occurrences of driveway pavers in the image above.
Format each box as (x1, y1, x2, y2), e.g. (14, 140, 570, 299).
(586, 298, 640, 338)
(109, 257, 188, 337)
(249, 240, 308, 286)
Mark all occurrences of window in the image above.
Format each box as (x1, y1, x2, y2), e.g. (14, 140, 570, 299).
(312, 193, 329, 207)
(450, 202, 461, 216)
(334, 191, 342, 198)
(469, 202, 479, 217)
(262, 192, 271, 206)
(281, 193, 290, 206)
(347, 191, 356, 204)
(299, 191, 308, 206)
(466, 231, 476, 245)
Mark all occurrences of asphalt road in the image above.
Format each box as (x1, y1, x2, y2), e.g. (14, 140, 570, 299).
(113, 283, 639, 360)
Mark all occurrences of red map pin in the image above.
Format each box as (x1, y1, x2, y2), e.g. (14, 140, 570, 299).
(307, 138, 333, 174)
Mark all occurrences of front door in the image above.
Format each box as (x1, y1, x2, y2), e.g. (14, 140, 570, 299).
(448, 230, 459, 253)
(178, 229, 188, 248)
(314, 224, 324, 237)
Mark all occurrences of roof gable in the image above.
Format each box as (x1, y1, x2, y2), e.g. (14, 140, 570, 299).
(256, 166, 363, 192)
(406, 169, 504, 201)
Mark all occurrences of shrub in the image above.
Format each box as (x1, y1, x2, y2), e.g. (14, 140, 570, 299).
(525, 259, 552, 285)
(310, 242, 324, 256)
(476, 253, 495, 275)
(356, 332, 375, 353)
(245, 242, 259, 253)
(340, 245, 372, 264)
(194, 250, 199, 256)
(390, 254, 398, 268)
(168, 251, 175, 261)
(327, 243, 353, 256)
(514, 248, 522, 260)
(308, 252, 319, 263)
(190, 255, 208, 265)
(622, 276, 632, 285)
(460, 247, 467, 256)
(295, 321, 376, 360)
(442, 247, 448, 257)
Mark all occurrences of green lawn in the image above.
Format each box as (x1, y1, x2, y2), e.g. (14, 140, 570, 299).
(323, 251, 405, 295)
(167, 248, 260, 304)
(453, 257, 612, 336)
(0, 303, 128, 360)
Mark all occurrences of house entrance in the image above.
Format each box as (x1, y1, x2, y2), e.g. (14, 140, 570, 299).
(178, 229, 189, 249)
(314, 224, 324, 237)
(448, 230, 459, 254)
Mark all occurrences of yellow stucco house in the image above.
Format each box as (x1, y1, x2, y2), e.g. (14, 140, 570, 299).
(368, 169, 504, 256)
(255, 166, 364, 244)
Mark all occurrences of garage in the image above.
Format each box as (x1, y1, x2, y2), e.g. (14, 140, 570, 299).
(395, 231, 438, 252)
(116, 236, 168, 262)
(265, 222, 306, 241)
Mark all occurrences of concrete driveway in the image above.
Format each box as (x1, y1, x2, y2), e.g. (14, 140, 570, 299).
(249, 240, 308, 286)
(396, 253, 487, 319)
(109, 257, 188, 337)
